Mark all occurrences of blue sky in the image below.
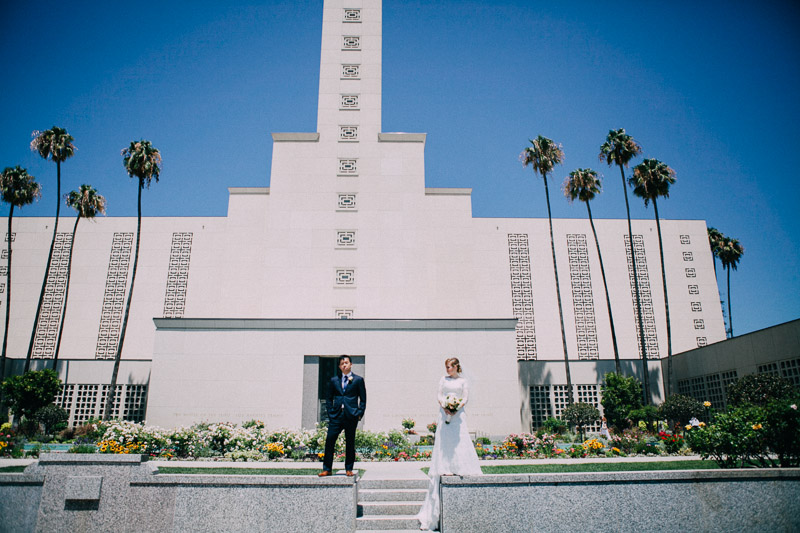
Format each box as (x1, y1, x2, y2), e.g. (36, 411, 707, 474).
(1, 0, 798, 336)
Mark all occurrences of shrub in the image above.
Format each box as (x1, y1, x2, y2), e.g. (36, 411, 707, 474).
(727, 374, 796, 407)
(541, 417, 567, 435)
(427, 422, 437, 434)
(68, 444, 97, 454)
(601, 372, 643, 431)
(1, 370, 62, 428)
(35, 404, 69, 435)
(628, 405, 659, 432)
(562, 403, 600, 441)
(609, 428, 646, 454)
(659, 394, 704, 426)
(658, 431, 684, 454)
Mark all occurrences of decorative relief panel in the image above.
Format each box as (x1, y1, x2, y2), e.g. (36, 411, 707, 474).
(337, 194, 357, 210)
(1, 249, 7, 259)
(4, 233, 15, 242)
(335, 309, 353, 319)
(694, 319, 705, 330)
(56, 383, 145, 426)
(690, 301, 702, 312)
(336, 231, 356, 247)
(508, 234, 536, 360)
(341, 64, 360, 79)
(688, 284, 699, 295)
(339, 126, 358, 141)
(163, 232, 192, 318)
(682, 251, 694, 261)
(696, 336, 707, 347)
(335, 269, 355, 286)
(340, 94, 359, 110)
(95, 232, 133, 359)
(342, 36, 360, 49)
(343, 8, 361, 22)
(32, 232, 73, 359)
(566, 234, 599, 360)
(680, 235, 691, 245)
(0, 265, 6, 276)
(624, 235, 659, 358)
(685, 268, 696, 278)
(338, 159, 358, 175)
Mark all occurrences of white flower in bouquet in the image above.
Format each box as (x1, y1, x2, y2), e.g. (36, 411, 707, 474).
(443, 394, 463, 424)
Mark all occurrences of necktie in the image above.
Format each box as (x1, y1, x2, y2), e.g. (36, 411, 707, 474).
(342, 376, 348, 390)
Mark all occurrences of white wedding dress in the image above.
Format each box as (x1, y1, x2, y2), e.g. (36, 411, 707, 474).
(416, 375, 482, 531)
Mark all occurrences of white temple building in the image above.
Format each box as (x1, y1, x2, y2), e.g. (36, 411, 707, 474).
(2, 0, 726, 436)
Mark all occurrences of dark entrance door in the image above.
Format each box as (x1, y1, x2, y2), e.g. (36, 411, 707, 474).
(317, 357, 338, 425)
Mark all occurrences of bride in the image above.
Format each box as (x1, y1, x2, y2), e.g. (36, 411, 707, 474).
(417, 357, 482, 531)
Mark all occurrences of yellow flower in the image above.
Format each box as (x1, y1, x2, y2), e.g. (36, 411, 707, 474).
(685, 425, 692, 431)
(752, 423, 762, 430)
(703, 401, 711, 407)
(698, 422, 706, 427)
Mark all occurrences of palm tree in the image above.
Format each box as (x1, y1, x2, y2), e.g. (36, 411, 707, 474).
(103, 141, 161, 421)
(718, 236, 744, 338)
(707, 227, 727, 329)
(563, 168, 622, 375)
(630, 158, 677, 396)
(599, 128, 651, 404)
(0, 167, 41, 384)
(52, 185, 106, 367)
(26, 127, 75, 372)
(520, 135, 573, 404)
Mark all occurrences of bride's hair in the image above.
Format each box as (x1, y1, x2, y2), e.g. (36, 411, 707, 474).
(445, 357, 462, 374)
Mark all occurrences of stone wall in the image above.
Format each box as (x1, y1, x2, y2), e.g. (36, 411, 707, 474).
(440, 470, 800, 532)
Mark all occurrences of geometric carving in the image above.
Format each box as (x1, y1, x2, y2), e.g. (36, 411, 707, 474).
(343, 8, 361, 22)
(685, 268, 696, 278)
(163, 232, 192, 318)
(339, 126, 358, 141)
(508, 234, 536, 360)
(342, 36, 360, 50)
(680, 235, 691, 245)
(688, 284, 699, 295)
(566, 234, 598, 360)
(682, 251, 694, 261)
(56, 383, 147, 426)
(341, 64, 360, 79)
(337, 194, 357, 210)
(336, 231, 356, 247)
(340, 94, 359, 110)
(335, 269, 355, 286)
(32, 232, 72, 359)
(338, 159, 358, 175)
(624, 234, 659, 358)
(95, 233, 133, 359)
(690, 301, 702, 312)
(693, 319, 705, 330)
(335, 309, 353, 319)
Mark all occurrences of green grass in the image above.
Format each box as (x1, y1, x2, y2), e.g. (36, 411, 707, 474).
(157, 467, 365, 476)
(0, 466, 27, 473)
(480, 460, 719, 474)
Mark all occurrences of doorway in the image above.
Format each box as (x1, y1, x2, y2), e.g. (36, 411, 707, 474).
(301, 355, 365, 430)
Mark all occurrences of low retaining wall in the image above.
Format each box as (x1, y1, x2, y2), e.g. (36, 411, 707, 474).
(440, 469, 800, 532)
(0, 454, 356, 533)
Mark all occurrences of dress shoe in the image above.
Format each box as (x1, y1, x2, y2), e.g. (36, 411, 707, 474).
(345, 470, 355, 477)
(318, 471, 332, 477)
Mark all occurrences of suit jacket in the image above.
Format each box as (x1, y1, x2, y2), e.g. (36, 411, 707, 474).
(326, 373, 367, 422)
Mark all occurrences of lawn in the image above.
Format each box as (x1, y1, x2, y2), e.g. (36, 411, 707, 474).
(479, 460, 719, 474)
(0, 466, 27, 473)
(157, 467, 365, 476)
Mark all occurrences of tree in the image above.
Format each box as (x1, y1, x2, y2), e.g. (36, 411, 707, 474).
(630, 158, 677, 397)
(727, 374, 795, 408)
(707, 227, 723, 281)
(103, 141, 161, 421)
(562, 402, 600, 442)
(599, 129, 650, 404)
(563, 168, 622, 374)
(26, 127, 75, 372)
(717, 236, 744, 337)
(0, 167, 41, 386)
(521, 136, 573, 403)
(658, 394, 704, 426)
(601, 372, 643, 431)
(1, 369, 61, 422)
(53, 185, 106, 365)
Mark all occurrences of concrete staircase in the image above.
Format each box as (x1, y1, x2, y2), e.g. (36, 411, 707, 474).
(356, 478, 428, 531)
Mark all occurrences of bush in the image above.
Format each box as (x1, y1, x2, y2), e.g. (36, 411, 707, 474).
(659, 394, 704, 426)
(541, 417, 567, 435)
(601, 373, 643, 431)
(727, 374, 796, 407)
(628, 405, 659, 432)
(35, 404, 69, 435)
(658, 431, 684, 454)
(427, 422, 437, 434)
(1, 370, 62, 428)
(562, 403, 600, 441)
(609, 428, 647, 454)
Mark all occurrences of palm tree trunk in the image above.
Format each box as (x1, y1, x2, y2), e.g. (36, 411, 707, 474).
(619, 164, 651, 405)
(25, 161, 61, 372)
(586, 203, 621, 374)
(727, 266, 733, 338)
(543, 175, 574, 404)
(103, 178, 143, 420)
(652, 199, 673, 398)
(1, 206, 15, 389)
(53, 215, 80, 367)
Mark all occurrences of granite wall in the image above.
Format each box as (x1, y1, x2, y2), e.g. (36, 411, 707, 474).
(440, 470, 800, 533)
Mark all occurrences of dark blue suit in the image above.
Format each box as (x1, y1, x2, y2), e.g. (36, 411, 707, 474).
(322, 373, 367, 471)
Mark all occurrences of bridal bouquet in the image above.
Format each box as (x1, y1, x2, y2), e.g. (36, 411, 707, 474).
(443, 394, 463, 424)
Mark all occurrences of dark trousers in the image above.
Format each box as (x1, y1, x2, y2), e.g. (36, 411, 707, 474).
(322, 415, 358, 471)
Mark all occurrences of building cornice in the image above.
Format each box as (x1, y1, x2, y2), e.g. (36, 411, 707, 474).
(271, 132, 320, 142)
(153, 318, 517, 331)
(378, 133, 426, 143)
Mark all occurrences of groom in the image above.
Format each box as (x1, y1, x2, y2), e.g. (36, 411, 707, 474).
(319, 355, 367, 477)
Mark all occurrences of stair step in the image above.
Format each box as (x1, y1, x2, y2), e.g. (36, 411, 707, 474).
(359, 488, 427, 502)
(359, 478, 429, 490)
(356, 515, 421, 530)
(360, 501, 423, 516)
